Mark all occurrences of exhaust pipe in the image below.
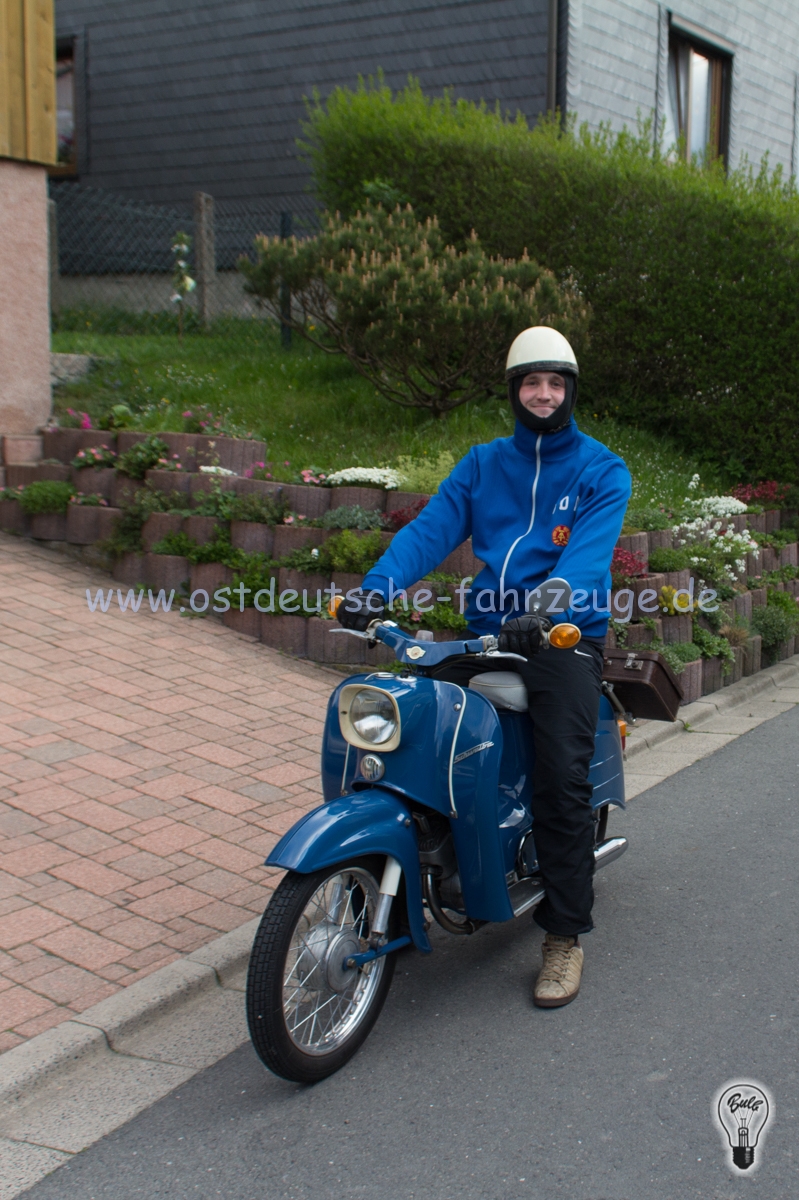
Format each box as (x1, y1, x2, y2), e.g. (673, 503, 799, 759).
(594, 836, 628, 870)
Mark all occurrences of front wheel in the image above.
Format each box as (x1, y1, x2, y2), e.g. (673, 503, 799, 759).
(246, 859, 396, 1083)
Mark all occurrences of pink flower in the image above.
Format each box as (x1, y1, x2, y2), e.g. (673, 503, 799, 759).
(297, 514, 306, 520)
(183, 410, 192, 418)
(284, 515, 294, 525)
(410, 610, 422, 623)
(80, 415, 92, 429)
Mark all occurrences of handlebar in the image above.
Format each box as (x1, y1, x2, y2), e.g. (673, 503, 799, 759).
(330, 618, 581, 668)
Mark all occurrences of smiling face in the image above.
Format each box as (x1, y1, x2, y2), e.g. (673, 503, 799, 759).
(517, 371, 567, 418)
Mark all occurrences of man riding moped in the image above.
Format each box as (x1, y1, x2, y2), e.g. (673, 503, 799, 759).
(339, 326, 631, 1008)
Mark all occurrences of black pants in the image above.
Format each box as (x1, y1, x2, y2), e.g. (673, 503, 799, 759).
(430, 640, 604, 937)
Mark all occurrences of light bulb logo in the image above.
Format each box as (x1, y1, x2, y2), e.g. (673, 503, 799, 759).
(715, 1082, 772, 1171)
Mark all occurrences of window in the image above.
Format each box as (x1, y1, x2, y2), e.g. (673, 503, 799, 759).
(53, 39, 77, 173)
(663, 29, 730, 164)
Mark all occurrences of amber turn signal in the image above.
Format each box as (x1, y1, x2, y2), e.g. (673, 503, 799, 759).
(328, 595, 344, 618)
(548, 623, 582, 649)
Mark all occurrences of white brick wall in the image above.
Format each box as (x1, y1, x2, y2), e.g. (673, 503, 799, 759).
(566, 0, 799, 174)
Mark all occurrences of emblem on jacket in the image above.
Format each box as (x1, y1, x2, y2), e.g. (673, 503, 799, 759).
(552, 525, 571, 546)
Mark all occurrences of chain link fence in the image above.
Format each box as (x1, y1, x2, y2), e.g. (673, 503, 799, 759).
(48, 180, 319, 332)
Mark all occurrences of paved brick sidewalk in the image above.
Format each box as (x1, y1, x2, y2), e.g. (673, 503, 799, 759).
(0, 534, 336, 1053)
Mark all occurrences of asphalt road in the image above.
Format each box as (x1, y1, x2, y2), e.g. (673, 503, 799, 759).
(23, 707, 799, 1200)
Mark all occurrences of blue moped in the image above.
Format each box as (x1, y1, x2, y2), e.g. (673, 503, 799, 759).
(246, 580, 628, 1082)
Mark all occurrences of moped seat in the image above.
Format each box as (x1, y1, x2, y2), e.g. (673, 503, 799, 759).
(468, 671, 528, 713)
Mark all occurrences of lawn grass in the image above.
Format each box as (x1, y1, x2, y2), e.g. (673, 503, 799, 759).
(52, 318, 723, 508)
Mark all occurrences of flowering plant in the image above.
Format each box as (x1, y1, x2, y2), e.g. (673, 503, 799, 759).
(71, 445, 117, 469)
(325, 467, 405, 490)
(199, 464, 236, 476)
(65, 408, 93, 430)
(155, 454, 184, 472)
(296, 466, 328, 485)
(730, 481, 791, 508)
(171, 231, 196, 340)
(611, 547, 648, 588)
(245, 462, 273, 481)
(672, 518, 759, 583)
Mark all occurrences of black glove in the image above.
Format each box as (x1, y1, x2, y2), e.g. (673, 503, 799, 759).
(497, 614, 548, 656)
(338, 589, 386, 632)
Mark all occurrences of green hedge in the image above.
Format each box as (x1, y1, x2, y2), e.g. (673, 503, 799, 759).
(303, 79, 799, 482)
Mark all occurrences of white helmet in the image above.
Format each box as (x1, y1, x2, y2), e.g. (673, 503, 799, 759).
(505, 326, 579, 380)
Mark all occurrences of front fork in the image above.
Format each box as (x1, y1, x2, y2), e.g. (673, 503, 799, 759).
(346, 856, 410, 969)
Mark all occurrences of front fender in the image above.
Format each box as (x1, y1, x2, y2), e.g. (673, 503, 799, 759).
(266, 788, 431, 953)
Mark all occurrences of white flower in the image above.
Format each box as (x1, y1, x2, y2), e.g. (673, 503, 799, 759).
(199, 465, 235, 476)
(325, 467, 405, 490)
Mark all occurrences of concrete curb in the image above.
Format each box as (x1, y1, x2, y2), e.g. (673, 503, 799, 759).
(624, 655, 799, 761)
(2, 659, 798, 1110)
(0, 917, 259, 1107)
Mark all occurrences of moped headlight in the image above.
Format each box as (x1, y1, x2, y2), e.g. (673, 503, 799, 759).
(349, 690, 397, 745)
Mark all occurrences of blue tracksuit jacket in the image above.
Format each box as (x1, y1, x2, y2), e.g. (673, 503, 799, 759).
(362, 418, 632, 639)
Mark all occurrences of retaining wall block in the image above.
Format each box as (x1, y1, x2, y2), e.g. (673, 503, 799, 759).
(35, 462, 71, 482)
(230, 520, 274, 556)
(233, 478, 285, 500)
(5, 465, 38, 487)
(260, 613, 308, 656)
(112, 552, 146, 585)
(746, 512, 766, 533)
(112, 475, 146, 508)
(616, 532, 649, 561)
(761, 547, 778, 573)
(222, 607, 262, 638)
(679, 659, 703, 705)
(272, 525, 330, 557)
(721, 646, 744, 686)
(142, 511, 184, 552)
(435, 538, 485, 579)
(189, 563, 233, 597)
(764, 509, 781, 533)
(278, 483, 331, 519)
(661, 614, 693, 644)
(116, 432, 149, 455)
(385, 491, 432, 514)
(30, 513, 67, 541)
(189, 474, 237, 500)
(647, 529, 674, 551)
(329, 486, 386, 513)
(72, 466, 117, 500)
(777, 636, 796, 661)
(183, 515, 225, 545)
(749, 588, 767, 608)
(144, 469, 192, 496)
(144, 554, 190, 594)
(742, 635, 762, 677)
(779, 542, 798, 567)
(66, 504, 101, 544)
(701, 656, 723, 695)
(44, 429, 119, 462)
(662, 569, 691, 593)
(0, 501, 28, 534)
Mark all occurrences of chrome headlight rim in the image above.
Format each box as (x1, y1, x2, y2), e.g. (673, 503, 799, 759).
(338, 684, 401, 753)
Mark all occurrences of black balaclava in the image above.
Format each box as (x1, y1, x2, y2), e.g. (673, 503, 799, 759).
(509, 373, 577, 434)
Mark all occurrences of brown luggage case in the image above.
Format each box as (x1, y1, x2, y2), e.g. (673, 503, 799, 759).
(602, 648, 683, 722)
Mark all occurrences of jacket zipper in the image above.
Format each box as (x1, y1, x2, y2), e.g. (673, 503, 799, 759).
(498, 434, 543, 626)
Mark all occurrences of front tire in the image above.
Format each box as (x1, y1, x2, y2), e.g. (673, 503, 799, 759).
(247, 859, 396, 1083)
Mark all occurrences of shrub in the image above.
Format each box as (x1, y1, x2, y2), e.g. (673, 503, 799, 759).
(388, 497, 430, 531)
(117, 435, 170, 480)
(655, 641, 702, 675)
(226, 493, 288, 525)
(239, 201, 589, 416)
(19, 481, 75, 515)
(303, 78, 799, 480)
(324, 529, 384, 574)
(393, 450, 455, 493)
(730, 481, 792, 508)
(766, 587, 799, 626)
(648, 547, 692, 573)
(622, 507, 675, 532)
(318, 504, 389, 531)
(103, 487, 189, 556)
(751, 601, 798, 658)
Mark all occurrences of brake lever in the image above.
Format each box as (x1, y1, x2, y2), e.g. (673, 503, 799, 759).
(479, 650, 528, 662)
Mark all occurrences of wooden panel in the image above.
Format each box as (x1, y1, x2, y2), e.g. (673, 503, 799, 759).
(0, 0, 55, 164)
(23, 0, 55, 164)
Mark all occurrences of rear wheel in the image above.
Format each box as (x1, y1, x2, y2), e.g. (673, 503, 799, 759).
(246, 859, 396, 1083)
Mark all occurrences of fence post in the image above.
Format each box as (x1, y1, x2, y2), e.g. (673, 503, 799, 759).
(48, 198, 60, 316)
(193, 191, 216, 327)
(280, 210, 292, 348)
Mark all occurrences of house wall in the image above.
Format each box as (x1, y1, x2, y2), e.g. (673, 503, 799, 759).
(54, 0, 551, 206)
(0, 160, 52, 438)
(565, 0, 799, 174)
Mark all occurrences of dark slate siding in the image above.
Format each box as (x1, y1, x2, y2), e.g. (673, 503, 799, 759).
(54, 0, 551, 205)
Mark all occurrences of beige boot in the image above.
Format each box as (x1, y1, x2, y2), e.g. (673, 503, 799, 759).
(533, 933, 584, 1008)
